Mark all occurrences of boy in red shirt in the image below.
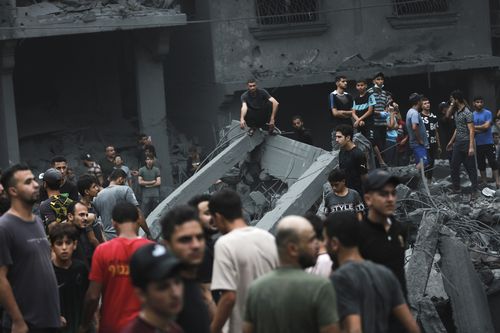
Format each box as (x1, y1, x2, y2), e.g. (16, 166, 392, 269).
(78, 202, 152, 333)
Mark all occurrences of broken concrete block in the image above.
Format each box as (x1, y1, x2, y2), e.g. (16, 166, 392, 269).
(396, 183, 411, 201)
(406, 211, 441, 316)
(259, 170, 271, 181)
(439, 234, 495, 333)
(417, 297, 447, 333)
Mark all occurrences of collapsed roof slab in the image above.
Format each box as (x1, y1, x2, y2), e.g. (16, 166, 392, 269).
(259, 135, 327, 187)
(439, 232, 495, 333)
(255, 151, 338, 233)
(145, 128, 265, 239)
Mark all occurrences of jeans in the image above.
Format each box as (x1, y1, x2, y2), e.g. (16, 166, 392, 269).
(450, 141, 478, 191)
(141, 196, 159, 218)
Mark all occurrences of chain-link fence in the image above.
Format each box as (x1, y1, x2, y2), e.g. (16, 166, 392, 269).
(393, 0, 449, 16)
(255, 0, 319, 25)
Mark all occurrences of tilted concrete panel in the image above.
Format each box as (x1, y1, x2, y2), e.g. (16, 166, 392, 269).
(255, 151, 338, 233)
(145, 128, 264, 239)
(259, 135, 326, 186)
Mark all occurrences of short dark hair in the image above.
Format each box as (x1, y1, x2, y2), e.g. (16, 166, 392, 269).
(450, 90, 466, 104)
(144, 144, 156, 157)
(421, 96, 429, 102)
(109, 169, 127, 181)
(324, 211, 360, 247)
(247, 78, 256, 84)
(49, 223, 78, 245)
(304, 213, 325, 241)
(328, 169, 346, 183)
(138, 133, 148, 140)
(209, 189, 243, 221)
(335, 124, 353, 140)
(67, 201, 87, 216)
(187, 194, 212, 209)
(160, 205, 200, 241)
(473, 96, 484, 102)
(77, 174, 98, 197)
(51, 156, 67, 165)
(112, 201, 139, 224)
(113, 154, 122, 161)
(0, 164, 31, 196)
(292, 115, 303, 122)
(356, 78, 368, 84)
(335, 75, 347, 83)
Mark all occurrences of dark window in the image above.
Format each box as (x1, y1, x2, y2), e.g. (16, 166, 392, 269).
(255, 0, 319, 25)
(393, 0, 449, 16)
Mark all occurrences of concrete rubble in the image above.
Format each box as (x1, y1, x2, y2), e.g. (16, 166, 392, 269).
(148, 125, 500, 332)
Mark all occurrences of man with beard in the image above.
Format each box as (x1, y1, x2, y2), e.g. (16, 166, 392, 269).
(161, 205, 211, 333)
(325, 211, 419, 333)
(0, 164, 61, 333)
(188, 194, 218, 288)
(40, 156, 79, 202)
(240, 78, 279, 136)
(243, 216, 340, 333)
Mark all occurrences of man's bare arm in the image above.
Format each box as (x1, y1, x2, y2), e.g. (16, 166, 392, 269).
(211, 290, 236, 333)
(240, 102, 248, 128)
(0, 266, 28, 333)
(320, 323, 340, 333)
(342, 314, 362, 333)
(137, 208, 152, 238)
(242, 322, 254, 333)
(268, 97, 279, 123)
(392, 304, 420, 333)
(78, 281, 102, 332)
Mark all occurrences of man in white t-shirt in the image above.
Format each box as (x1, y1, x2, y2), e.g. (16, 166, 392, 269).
(209, 189, 279, 333)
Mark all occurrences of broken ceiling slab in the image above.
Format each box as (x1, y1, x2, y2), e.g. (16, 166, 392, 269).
(145, 128, 265, 239)
(439, 234, 495, 333)
(259, 135, 326, 186)
(256, 151, 338, 232)
(2, 3, 186, 40)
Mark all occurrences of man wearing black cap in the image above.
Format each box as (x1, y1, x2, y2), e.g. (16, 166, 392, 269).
(39, 168, 74, 229)
(122, 244, 184, 333)
(359, 169, 407, 295)
(367, 72, 390, 167)
(406, 93, 429, 168)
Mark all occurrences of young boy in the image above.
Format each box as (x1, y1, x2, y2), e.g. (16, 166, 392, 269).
(50, 223, 89, 333)
(322, 168, 365, 221)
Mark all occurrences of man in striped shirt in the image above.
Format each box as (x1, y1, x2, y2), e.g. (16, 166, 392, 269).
(367, 72, 389, 167)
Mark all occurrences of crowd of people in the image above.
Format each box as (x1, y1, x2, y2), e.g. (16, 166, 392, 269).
(0, 71, 498, 333)
(0, 156, 422, 333)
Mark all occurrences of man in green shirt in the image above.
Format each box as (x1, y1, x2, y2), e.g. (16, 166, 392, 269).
(138, 155, 161, 218)
(243, 216, 340, 333)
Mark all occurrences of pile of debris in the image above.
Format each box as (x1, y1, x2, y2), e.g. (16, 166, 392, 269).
(393, 161, 500, 332)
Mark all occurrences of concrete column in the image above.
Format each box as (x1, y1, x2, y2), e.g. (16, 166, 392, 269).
(134, 29, 173, 193)
(468, 70, 496, 111)
(0, 41, 20, 168)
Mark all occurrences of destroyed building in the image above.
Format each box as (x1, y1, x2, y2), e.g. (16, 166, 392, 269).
(0, 0, 187, 191)
(167, 0, 500, 150)
(2, 0, 500, 183)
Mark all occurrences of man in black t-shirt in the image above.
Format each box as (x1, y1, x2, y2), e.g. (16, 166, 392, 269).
(330, 76, 354, 150)
(291, 115, 313, 145)
(335, 125, 367, 196)
(421, 97, 441, 183)
(160, 205, 211, 333)
(39, 156, 79, 202)
(50, 223, 89, 333)
(240, 79, 279, 135)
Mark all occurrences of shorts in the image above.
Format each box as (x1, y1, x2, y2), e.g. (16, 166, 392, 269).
(412, 144, 429, 167)
(372, 126, 387, 150)
(476, 144, 498, 171)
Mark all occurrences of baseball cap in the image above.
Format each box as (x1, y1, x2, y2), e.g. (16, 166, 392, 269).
(130, 244, 181, 288)
(42, 168, 62, 183)
(363, 169, 400, 193)
(409, 92, 423, 104)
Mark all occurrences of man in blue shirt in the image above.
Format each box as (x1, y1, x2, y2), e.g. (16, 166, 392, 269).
(473, 96, 499, 188)
(405, 93, 429, 169)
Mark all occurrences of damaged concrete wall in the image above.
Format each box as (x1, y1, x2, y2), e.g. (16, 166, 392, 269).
(206, 0, 492, 89)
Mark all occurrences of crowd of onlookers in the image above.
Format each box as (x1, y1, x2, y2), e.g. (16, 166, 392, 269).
(1, 72, 499, 333)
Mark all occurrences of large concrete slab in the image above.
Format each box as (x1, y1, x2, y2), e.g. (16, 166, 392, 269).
(259, 135, 326, 186)
(439, 234, 495, 333)
(255, 151, 338, 232)
(145, 129, 265, 239)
